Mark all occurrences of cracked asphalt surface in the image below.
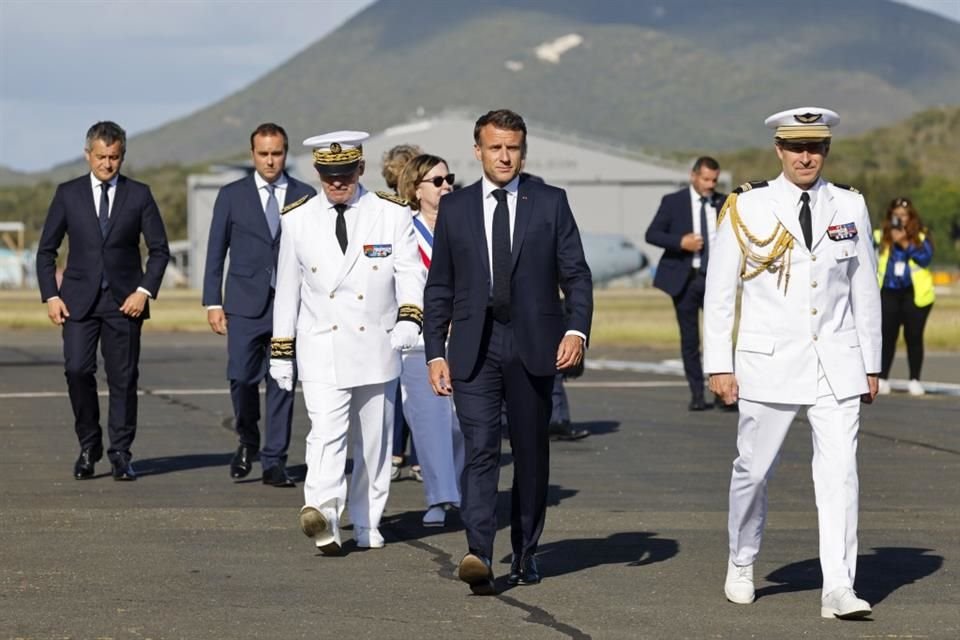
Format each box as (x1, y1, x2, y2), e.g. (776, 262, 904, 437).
(2, 330, 958, 639)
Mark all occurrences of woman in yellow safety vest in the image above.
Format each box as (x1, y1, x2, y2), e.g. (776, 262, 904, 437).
(874, 197, 935, 396)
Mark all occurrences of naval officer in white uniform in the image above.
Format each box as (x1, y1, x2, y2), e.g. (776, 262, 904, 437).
(704, 107, 881, 619)
(270, 131, 425, 553)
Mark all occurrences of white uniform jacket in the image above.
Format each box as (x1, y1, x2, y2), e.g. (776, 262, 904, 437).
(703, 174, 881, 404)
(273, 186, 425, 388)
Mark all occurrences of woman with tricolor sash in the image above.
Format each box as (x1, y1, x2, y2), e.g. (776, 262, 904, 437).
(396, 154, 465, 527)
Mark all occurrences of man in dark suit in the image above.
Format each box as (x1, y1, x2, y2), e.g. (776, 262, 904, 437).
(202, 123, 316, 487)
(37, 121, 170, 481)
(645, 156, 730, 411)
(424, 109, 593, 595)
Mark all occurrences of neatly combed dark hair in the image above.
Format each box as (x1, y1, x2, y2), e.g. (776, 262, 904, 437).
(692, 156, 719, 173)
(85, 121, 126, 156)
(381, 144, 423, 191)
(250, 123, 289, 152)
(474, 109, 527, 155)
(397, 154, 447, 211)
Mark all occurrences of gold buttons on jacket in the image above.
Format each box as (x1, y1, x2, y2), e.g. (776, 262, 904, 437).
(357, 294, 364, 300)
(372, 265, 379, 271)
(359, 326, 365, 332)
(332, 325, 338, 331)
(811, 255, 817, 262)
(811, 281, 818, 288)
(811, 308, 818, 315)
(311, 267, 317, 273)
(329, 293, 335, 299)
(812, 334, 818, 341)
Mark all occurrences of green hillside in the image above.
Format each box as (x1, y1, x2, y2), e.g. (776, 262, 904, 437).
(6, 0, 958, 184)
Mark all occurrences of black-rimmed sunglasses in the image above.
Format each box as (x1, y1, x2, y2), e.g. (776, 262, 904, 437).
(420, 174, 455, 187)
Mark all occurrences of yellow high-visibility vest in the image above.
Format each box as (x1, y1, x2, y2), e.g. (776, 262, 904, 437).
(875, 230, 935, 307)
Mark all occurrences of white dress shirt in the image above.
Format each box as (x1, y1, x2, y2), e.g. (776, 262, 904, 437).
(481, 175, 519, 294)
(254, 171, 288, 211)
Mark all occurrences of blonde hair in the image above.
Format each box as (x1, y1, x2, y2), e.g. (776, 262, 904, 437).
(380, 144, 422, 192)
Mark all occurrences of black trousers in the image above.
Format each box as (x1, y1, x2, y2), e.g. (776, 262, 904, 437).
(880, 287, 933, 380)
(62, 287, 142, 463)
(453, 314, 553, 560)
(226, 297, 296, 470)
(672, 269, 706, 397)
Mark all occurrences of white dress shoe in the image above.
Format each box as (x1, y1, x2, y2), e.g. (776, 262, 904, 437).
(877, 378, 891, 395)
(355, 526, 384, 548)
(423, 504, 446, 527)
(821, 587, 872, 619)
(907, 379, 925, 396)
(299, 505, 340, 555)
(724, 559, 755, 604)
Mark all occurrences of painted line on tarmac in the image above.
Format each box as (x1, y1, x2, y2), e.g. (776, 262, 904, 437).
(2, 358, 959, 397)
(586, 359, 960, 397)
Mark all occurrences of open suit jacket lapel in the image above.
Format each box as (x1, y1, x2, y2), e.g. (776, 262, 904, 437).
(511, 183, 533, 273)
(770, 179, 806, 253)
(467, 182, 490, 279)
(812, 186, 838, 251)
(103, 175, 129, 242)
(243, 175, 274, 243)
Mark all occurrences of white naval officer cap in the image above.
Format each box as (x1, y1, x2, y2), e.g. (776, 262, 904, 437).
(303, 130, 370, 175)
(764, 107, 839, 141)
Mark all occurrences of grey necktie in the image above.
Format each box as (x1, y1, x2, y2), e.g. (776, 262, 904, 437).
(265, 184, 280, 239)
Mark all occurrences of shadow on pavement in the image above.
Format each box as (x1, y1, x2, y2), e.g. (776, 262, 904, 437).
(134, 452, 233, 476)
(503, 531, 679, 578)
(758, 547, 943, 605)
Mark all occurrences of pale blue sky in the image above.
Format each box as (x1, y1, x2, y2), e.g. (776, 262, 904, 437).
(0, 0, 956, 173)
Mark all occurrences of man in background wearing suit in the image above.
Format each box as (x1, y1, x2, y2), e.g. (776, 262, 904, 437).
(37, 120, 170, 481)
(202, 123, 316, 487)
(645, 156, 729, 411)
(424, 109, 593, 595)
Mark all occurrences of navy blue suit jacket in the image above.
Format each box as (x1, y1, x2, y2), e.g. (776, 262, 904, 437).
(424, 178, 593, 379)
(202, 173, 316, 318)
(645, 188, 726, 297)
(36, 174, 170, 319)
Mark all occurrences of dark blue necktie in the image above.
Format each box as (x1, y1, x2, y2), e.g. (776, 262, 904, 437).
(491, 189, 511, 323)
(699, 195, 709, 274)
(99, 182, 110, 289)
(99, 182, 110, 236)
(799, 192, 813, 250)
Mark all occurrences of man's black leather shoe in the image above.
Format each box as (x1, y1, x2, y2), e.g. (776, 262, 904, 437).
(549, 421, 590, 441)
(507, 554, 541, 586)
(458, 552, 495, 595)
(689, 396, 713, 411)
(230, 445, 256, 479)
(111, 459, 137, 481)
(74, 448, 102, 480)
(262, 464, 296, 487)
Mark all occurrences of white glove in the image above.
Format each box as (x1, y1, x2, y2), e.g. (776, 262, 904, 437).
(269, 358, 294, 391)
(390, 321, 421, 351)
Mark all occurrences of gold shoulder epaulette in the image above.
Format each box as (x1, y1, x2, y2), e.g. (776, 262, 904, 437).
(281, 194, 311, 215)
(832, 183, 861, 194)
(376, 191, 409, 206)
(733, 180, 769, 195)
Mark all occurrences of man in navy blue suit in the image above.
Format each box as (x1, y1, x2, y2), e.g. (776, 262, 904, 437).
(424, 109, 593, 594)
(202, 123, 316, 487)
(37, 121, 170, 481)
(645, 157, 730, 411)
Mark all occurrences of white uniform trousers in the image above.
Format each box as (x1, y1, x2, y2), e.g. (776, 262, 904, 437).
(301, 379, 396, 530)
(400, 351, 464, 508)
(728, 368, 861, 596)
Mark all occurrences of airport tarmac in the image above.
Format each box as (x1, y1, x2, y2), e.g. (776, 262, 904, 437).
(1, 329, 958, 639)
